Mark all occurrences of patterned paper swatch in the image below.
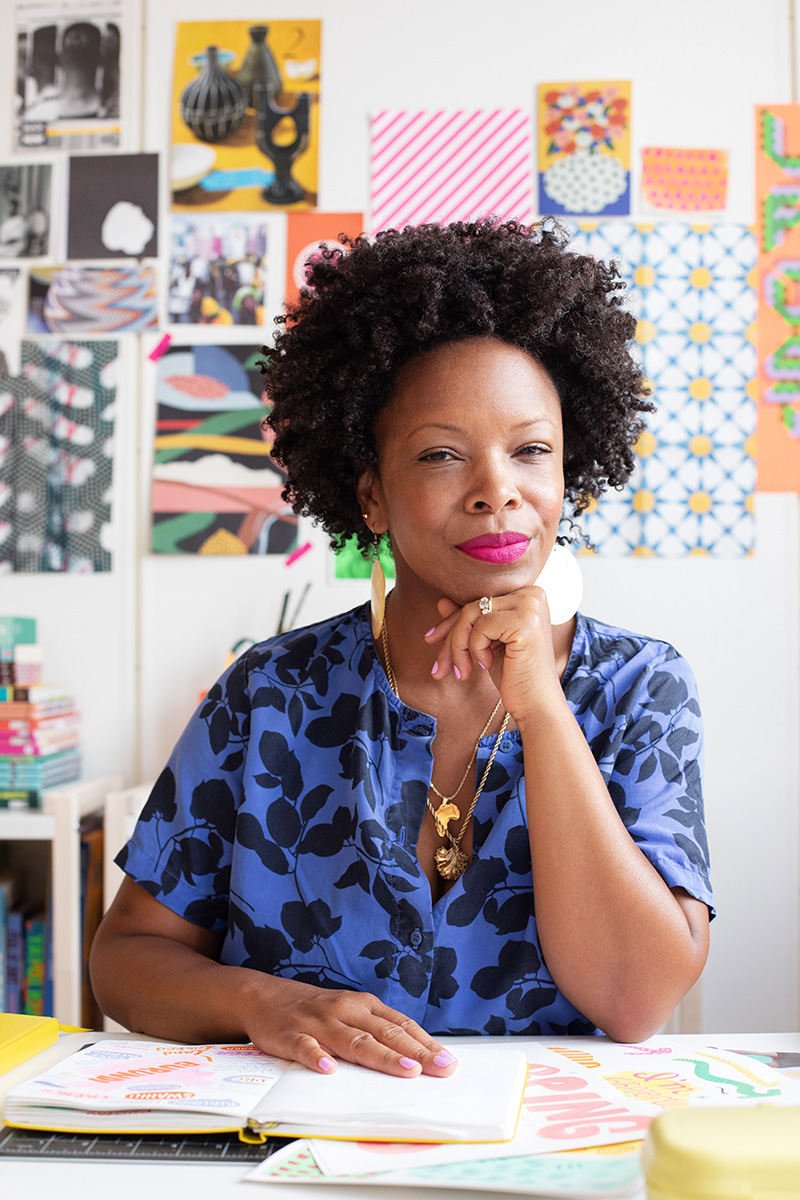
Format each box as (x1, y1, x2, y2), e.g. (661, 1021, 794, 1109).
(370, 109, 533, 233)
(642, 147, 728, 212)
(151, 343, 297, 555)
(755, 105, 800, 490)
(567, 222, 756, 556)
(0, 340, 117, 572)
(28, 265, 158, 335)
(538, 82, 630, 216)
(285, 211, 363, 308)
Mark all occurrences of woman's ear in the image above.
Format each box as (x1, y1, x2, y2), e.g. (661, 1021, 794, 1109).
(356, 467, 387, 535)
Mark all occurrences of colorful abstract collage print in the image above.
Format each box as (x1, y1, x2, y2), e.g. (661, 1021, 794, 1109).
(0, 339, 117, 572)
(151, 343, 297, 555)
(569, 222, 756, 556)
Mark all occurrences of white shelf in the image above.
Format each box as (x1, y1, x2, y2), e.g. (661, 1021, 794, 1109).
(0, 812, 55, 840)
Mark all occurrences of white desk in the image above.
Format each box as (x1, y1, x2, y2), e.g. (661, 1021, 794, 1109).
(2, 1032, 799, 1200)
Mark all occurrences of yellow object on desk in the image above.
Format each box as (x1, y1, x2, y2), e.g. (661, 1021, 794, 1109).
(0, 1014, 58, 1074)
(642, 1106, 800, 1200)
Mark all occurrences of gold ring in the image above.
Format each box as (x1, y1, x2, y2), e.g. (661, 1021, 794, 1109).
(478, 596, 492, 615)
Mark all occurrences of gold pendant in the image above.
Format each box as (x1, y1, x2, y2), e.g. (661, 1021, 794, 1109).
(434, 845, 468, 880)
(433, 800, 460, 837)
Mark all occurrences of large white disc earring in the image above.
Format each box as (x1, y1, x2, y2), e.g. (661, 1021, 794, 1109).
(534, 542, 583, 624)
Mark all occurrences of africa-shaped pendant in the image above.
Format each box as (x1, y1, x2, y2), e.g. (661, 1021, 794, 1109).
(434, 844, 469, 880)
(432, 800, 460, 837)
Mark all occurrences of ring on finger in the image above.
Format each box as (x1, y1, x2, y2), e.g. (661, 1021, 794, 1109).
(478, 596, 493, 615)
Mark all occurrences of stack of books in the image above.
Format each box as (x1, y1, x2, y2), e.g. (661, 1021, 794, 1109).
(0, 616, 81, 810)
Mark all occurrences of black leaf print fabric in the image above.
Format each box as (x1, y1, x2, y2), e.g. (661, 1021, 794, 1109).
(118, 604, 714, 1037)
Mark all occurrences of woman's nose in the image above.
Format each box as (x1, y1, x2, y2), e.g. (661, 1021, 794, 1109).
(464, 458, 522, 512)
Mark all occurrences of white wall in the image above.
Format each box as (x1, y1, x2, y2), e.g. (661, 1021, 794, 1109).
(2, 0, 798, 1034)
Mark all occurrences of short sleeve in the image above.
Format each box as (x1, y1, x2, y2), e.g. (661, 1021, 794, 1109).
(606, 650, 714, 917)
(115, 653, 252, 932)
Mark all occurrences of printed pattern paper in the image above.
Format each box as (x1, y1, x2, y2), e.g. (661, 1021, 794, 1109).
(67, 154, 159, 259)
(285, 211, 363, 309)
(28, 265, 158, 335)
(151, 343, 296, 555)
(567, 221, 756, 556)
(370, 109, 533, 233)
(755, 105, 800, 490)
(642, 147, 728, 212)
(169, 213, 269, 326)
(538, 82, 630, 216)
(0, 339, 117, 573)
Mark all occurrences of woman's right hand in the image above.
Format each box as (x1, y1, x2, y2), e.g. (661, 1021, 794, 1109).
(91, 877, 457, 1078)
(240, 972, 457, 1076)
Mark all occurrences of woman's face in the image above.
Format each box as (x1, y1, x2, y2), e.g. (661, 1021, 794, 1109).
(358, 336, 565, 608)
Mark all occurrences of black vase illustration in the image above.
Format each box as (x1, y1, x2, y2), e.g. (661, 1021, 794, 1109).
(236, 25, 282, 108)
(180, 45, 248, 143)
(254, 83, 310, 205)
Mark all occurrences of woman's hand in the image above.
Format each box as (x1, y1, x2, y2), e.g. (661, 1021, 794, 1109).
(241, 974, 457, 1077)
(424, 586, 563, 722)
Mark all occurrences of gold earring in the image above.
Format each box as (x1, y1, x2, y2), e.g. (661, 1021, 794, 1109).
(363, 513, 386, 640)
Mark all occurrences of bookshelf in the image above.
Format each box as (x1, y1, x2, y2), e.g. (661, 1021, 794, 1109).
(0, 775, 122, 1026)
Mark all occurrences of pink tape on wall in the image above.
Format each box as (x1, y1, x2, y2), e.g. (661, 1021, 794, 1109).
(370, 108, 534, 234)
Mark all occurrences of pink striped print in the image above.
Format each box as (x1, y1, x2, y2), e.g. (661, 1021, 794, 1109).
(370, 108, 533, 233)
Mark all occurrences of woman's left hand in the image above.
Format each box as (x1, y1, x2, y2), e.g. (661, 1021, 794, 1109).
(425, 586, 564, 722)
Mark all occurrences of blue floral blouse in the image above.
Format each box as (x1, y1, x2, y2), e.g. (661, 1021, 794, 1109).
(118, 603, 713, 1037)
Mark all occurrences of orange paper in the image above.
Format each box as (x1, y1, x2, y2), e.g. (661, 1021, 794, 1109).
(755, 105, 800, 491)
(641, 147, 728, 212)
(285, 212, 363, 309)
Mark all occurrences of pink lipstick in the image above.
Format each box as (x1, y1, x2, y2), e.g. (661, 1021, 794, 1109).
(456, 533, 530, 564)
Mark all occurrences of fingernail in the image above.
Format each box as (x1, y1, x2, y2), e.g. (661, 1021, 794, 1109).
(478, 661, 487, 670)
(453, 666, 461, 680)
(433, 1050, 456, 1067)
(424, 627, 436, 638)
(399, 1057, 420, 1070)
(318, 1056, 335, 1072)
(431, 662, 438, 675)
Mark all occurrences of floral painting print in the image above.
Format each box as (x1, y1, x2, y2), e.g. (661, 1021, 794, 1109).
(538, 81, 631, 217)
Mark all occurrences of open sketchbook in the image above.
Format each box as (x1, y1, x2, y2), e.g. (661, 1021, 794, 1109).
(2, 1040, 528, 1142)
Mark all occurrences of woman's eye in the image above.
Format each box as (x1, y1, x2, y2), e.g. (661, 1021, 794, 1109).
(518, 443, 550, 457)
(418, 449, 454, 462)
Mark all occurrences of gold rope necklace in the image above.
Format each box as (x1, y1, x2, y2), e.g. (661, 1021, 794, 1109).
(380, 615, 510, 881)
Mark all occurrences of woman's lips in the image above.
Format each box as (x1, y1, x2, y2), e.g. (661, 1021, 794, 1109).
(456, 534, 530, 564)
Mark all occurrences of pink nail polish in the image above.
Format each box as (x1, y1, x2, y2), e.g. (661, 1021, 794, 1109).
(431, 662, 438, 675)
(453, 666, 461, 680)
(318, 1056, 335, 1072)
(433, 1050, 456, 1067)
(424, 627, 436, 638)
(478, 661, 487, 670)
(399, 1057, 420, 1069)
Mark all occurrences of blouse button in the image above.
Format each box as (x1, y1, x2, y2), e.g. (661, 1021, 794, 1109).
(499, 737, 514, 753)
(409, 929, 423, 949)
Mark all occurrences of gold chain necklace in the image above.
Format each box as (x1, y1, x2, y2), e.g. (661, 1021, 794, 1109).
(380, 616, 510, 881)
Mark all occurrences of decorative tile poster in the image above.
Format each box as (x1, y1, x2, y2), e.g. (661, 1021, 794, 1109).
(0, 339, 117, 573)
(151, 343, 297, 555)
(641, 147, 728, 213)
(568, 222, 756, 557)
(171, 20, 320, 212)
(27, 265, 158, 335)
(755, 105, 800, 490)
(370, 109, 533, 233)
(538, 82, 630, 216)
(285, 211, 363, 309)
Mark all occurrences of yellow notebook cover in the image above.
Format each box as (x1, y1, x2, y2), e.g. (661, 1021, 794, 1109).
(0, 1013, 59, 1074)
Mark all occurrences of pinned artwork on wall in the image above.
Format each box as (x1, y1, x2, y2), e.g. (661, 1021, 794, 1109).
(27, 264, 158, 334)
(755, 105, 800, 491)
(15, 2, 122, 151)
(169, 213, 269, 326)
(370, 109, 534, 234)
(170, 20, 320, 213)
(66, 154, 159, 259)
(641, 147, 729, 214)
(0, 339, 117, 573)
(0, 163, 53, 259)
(150, 343, 297, 555)
(285, 211, 363, 308)
(538, 82, 631, 216)
(569, 221, 756, 557)
(0, 269, 27, 375)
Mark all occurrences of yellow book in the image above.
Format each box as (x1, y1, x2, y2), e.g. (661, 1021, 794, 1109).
(0, 1013, 59, 1074)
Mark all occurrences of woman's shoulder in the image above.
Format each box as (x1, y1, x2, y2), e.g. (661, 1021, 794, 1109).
(570, 612, 689, 674)
(234, 602, 374, 691)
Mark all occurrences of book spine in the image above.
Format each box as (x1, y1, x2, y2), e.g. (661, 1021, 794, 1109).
(0, 789, 42, 810)
(23, 913, 47, 1016)
(0, 886, 7, 1011)
(0, 617, 36, 644)
(6, 911, 24, 1013)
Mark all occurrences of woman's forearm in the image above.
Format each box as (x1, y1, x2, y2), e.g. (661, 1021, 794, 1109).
(518, 696, 708, 1041)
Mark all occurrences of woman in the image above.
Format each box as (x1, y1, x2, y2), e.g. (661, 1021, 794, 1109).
(91, 220, 713, 1076)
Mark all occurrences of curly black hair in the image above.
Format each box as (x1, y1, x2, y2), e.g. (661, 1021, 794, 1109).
(260, 219, 652, 554)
